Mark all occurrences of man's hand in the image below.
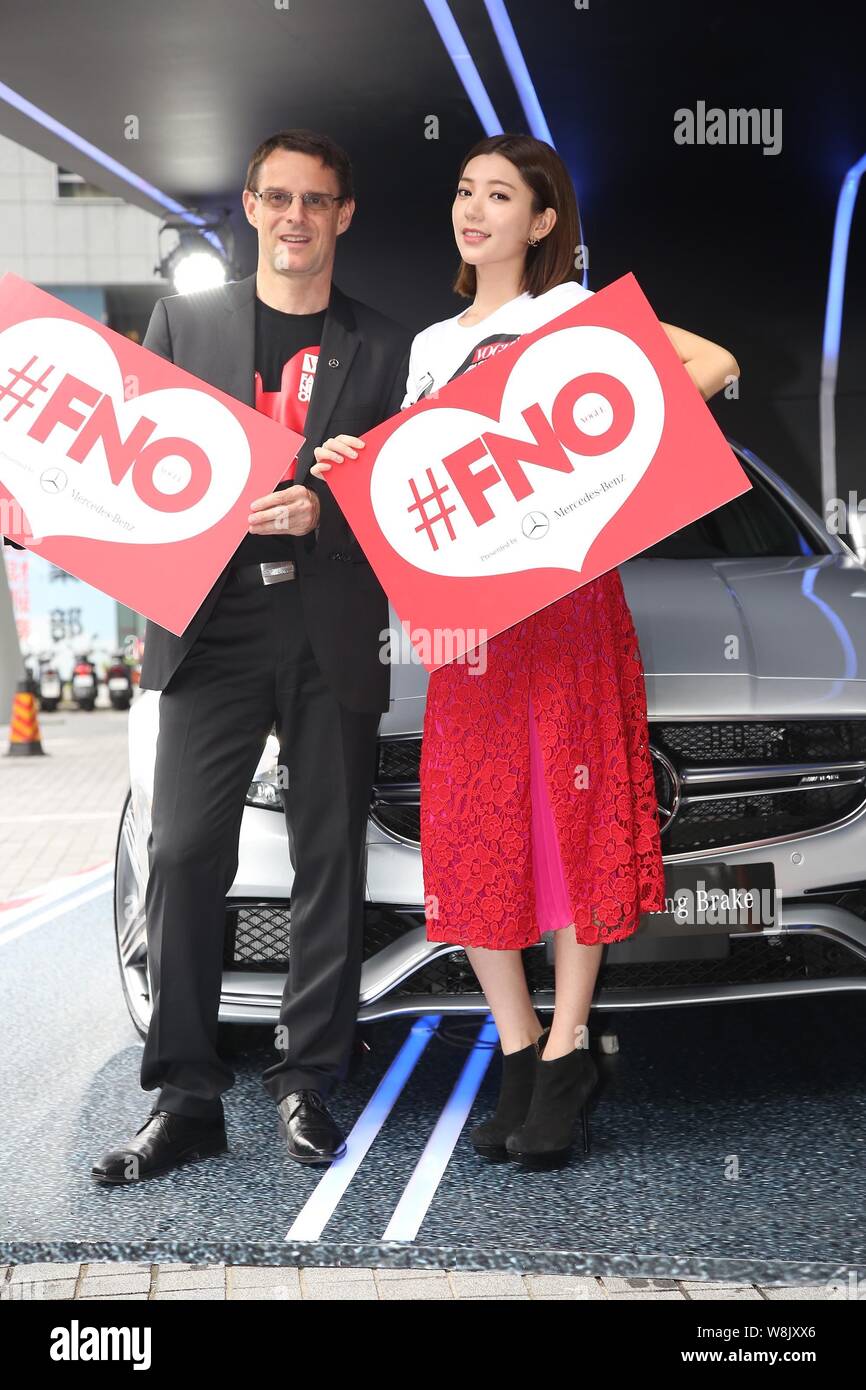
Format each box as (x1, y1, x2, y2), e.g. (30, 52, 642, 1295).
(247, 485, 320, 537)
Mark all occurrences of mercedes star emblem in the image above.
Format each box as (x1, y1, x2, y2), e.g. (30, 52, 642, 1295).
(522, 511, 549, 538)
(40, 467, 68, 494)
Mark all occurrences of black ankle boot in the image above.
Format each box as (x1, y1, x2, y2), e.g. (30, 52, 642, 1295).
(469, 1026, 550, 1161)
(505, 1037, 599, 1166)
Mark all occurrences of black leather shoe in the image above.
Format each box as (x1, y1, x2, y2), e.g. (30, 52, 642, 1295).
(276, 1090, 347, 1165)
(91, 1110, 228, 1185)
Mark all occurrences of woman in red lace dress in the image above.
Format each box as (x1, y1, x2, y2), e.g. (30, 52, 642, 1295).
(312, 133, 740, 1167)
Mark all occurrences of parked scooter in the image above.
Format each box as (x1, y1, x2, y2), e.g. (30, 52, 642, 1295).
(23, 651, 64, 712)
(71, 653, 98, 711)
(37, 655, 63, 712)
(106, 653, 133, 711)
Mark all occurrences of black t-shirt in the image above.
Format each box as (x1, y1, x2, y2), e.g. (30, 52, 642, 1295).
(228, 296, 326, 566)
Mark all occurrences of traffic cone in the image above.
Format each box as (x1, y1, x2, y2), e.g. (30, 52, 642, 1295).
(6, 678, 46, 757)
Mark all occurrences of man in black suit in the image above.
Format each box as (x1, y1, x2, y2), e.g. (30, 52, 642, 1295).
(86, 129, 412, 1181)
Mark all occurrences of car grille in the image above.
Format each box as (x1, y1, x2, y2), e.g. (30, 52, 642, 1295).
(371, 721, 866, 855)
(658, 721, 866, 765)
(223, 902, 418, 970)
(224, 902, 291, 970)
(393, 933, 866, 997)
(222, 901, 866, 991)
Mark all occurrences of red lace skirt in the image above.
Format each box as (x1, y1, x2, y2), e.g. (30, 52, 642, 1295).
(419, 567, 666, 949)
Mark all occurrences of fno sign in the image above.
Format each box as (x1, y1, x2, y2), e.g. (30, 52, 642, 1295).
(325, 272, 753, 671)
(0, 273, 304, 635)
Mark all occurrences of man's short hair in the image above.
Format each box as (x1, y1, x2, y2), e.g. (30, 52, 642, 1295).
(245, 129, 354, 202)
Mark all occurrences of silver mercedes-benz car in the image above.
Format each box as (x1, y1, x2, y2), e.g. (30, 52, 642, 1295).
(114, 440, 866, 1040)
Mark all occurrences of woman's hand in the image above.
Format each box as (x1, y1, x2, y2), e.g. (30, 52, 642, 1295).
(310, 434, 365, 478)
(247, 485, 320, 536)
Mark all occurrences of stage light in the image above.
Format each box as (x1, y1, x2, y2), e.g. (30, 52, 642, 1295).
(422, 0, 503, 134)
(169, 248, 228, 295)
(156, 213, 237, 292)
(481, 0, 554, 144)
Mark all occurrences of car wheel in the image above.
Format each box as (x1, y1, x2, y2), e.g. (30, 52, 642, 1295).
(113, 789, 151, 1039)
(113, 789, 259, 1056)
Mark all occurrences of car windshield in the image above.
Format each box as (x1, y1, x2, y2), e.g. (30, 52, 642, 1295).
(637, 464, 830, 559)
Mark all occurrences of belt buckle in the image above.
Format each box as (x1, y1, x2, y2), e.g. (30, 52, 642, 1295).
(260, 560, 296, 585)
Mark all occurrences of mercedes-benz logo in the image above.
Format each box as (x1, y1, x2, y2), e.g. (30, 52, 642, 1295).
(650, 746, 681, 833)
(40, 467, 67, 494)
(522, 510, 549, 538)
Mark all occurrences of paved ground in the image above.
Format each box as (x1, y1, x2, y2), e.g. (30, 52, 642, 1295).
(0, 1264, 845, 1300)
(0, 697, 126, 902)
(0, 699, 861, 1301)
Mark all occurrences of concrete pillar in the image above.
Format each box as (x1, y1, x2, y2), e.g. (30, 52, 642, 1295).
(0, 548, 26, 725)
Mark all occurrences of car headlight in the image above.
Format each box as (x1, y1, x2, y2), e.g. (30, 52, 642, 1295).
(245, 736, 286, 811)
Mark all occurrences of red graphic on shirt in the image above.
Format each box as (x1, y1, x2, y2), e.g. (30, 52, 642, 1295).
(412, 334, 518, 405)
(254, 346, 319, 481)
(465, 336, 518, 371)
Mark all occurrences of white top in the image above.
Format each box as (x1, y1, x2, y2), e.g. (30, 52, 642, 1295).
(401, 278, 595, 408)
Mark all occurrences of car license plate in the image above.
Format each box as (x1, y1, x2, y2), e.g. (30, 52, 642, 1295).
(643, 860, 778, 937)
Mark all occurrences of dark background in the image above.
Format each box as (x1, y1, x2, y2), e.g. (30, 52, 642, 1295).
(1, 0, 864, 510)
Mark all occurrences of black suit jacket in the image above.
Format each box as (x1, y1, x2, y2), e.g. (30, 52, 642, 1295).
(3, 275, 412, 714)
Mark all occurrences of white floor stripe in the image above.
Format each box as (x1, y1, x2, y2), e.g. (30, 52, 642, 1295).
(0, 862, 113, 927)
(286, 1016, 440, 1242)
(0, 878, 113, 947)
(381, 1017, 499, 1242)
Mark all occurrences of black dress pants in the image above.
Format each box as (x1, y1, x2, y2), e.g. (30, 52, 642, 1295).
(139, 564, 380, 1120)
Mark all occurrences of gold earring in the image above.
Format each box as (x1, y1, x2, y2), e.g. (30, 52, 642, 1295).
(528, 235, 540, 247)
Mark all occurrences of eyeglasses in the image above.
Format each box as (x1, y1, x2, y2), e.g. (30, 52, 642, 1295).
(250, 189, 344, 212)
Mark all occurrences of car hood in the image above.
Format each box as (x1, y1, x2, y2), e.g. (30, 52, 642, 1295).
(383, 553, 866, 732)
